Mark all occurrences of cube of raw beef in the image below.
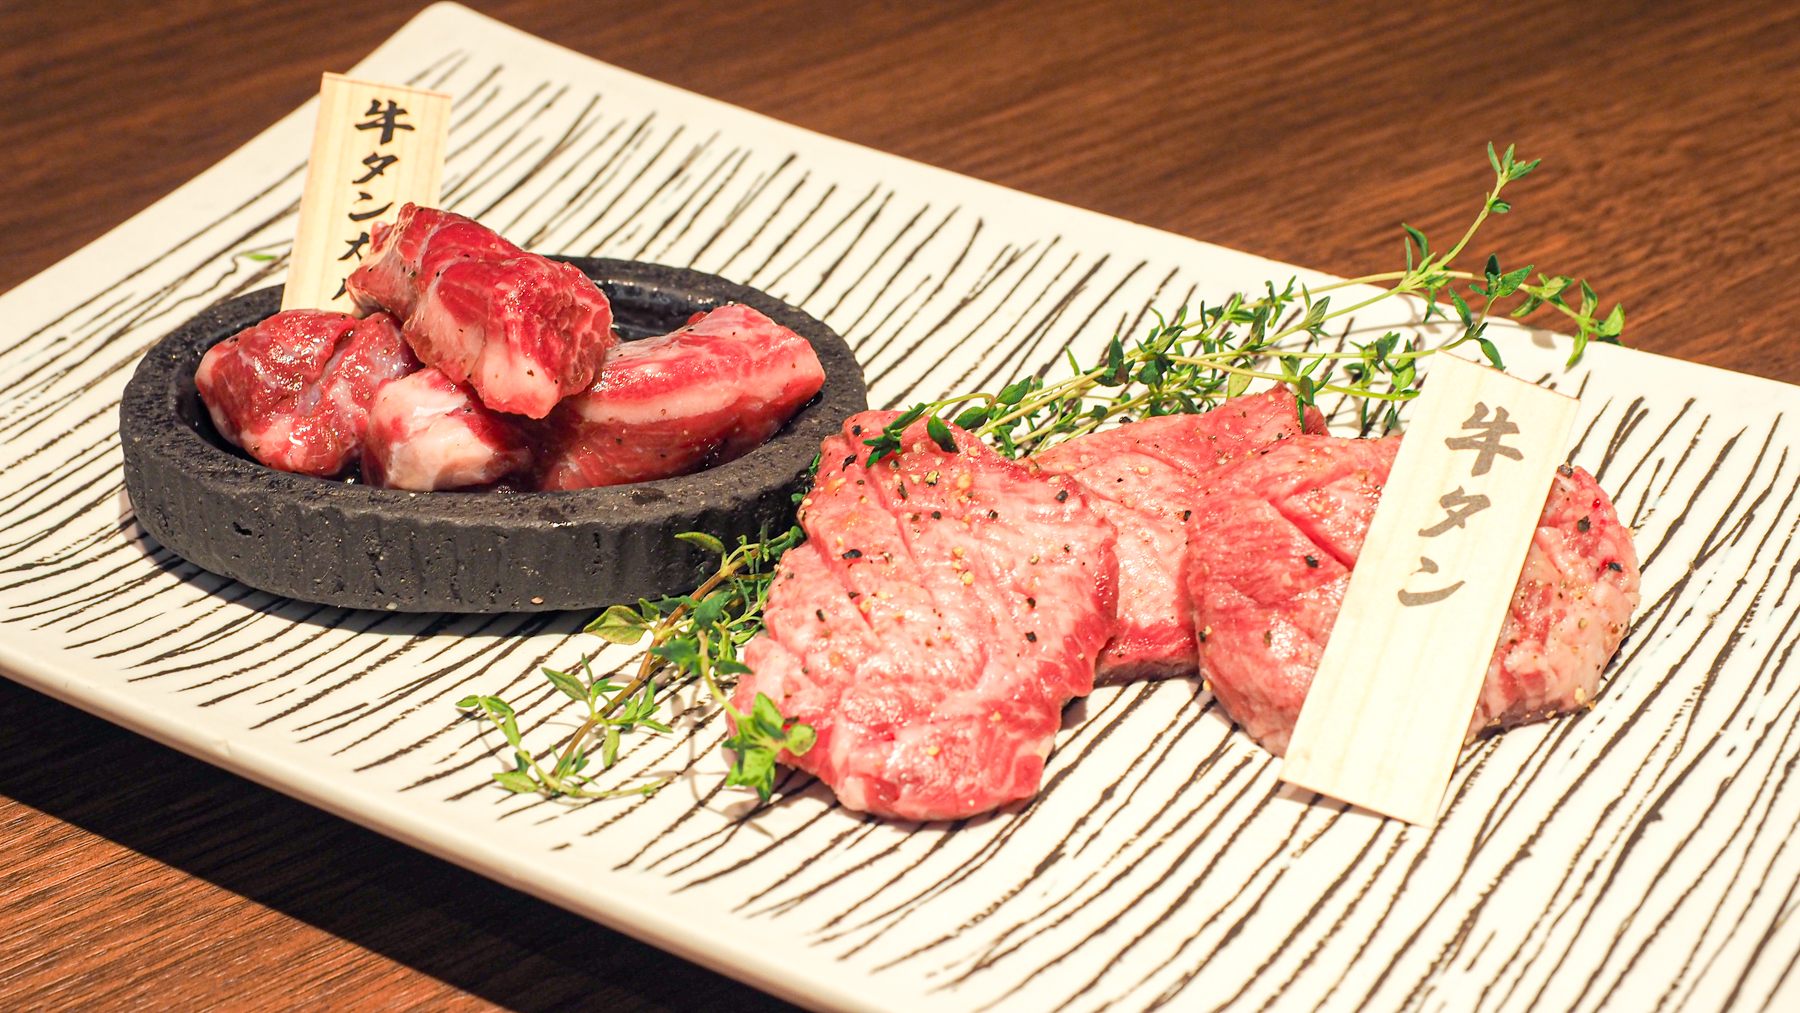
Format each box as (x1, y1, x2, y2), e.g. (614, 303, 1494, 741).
(535, 304, 827, 490)
(1032, 387, 1326, 682)
(1183, 435, 1641, 755)
(362, 368, 532, 491)
(735, 411, 1118, 821)
(345, 203, 616, 419)
(343, 204, 522, 319)
(195, 309, 417, 477)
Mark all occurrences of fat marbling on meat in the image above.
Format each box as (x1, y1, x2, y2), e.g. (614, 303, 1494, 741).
(534, 304, 825, 490)
(362, 368, 532, 491)
(345, 204, 616, 419)
(1033, 387, 1326, 682)
(736, 411, 1118, 821)
(195, 309, 417, 477)
(1183, 434, 1641, 755)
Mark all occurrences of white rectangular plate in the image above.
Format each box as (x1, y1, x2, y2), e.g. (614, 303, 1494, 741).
(3, 6, 1797, 1010)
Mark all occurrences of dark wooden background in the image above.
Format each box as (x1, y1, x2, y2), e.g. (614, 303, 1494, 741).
(2, 0, 1796, 1008)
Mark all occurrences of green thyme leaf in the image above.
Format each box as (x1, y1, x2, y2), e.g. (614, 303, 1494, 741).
(726, 747, 778, 801)
(926, 415, 957, 453)
(786, 722, 817, 756)
(542, 667, 588, 704)
(1476, 337, 1505, 369)
(1402, 223, 1430, 262)
(676, 531, 727, 555)
(750, 692, 782, 734)
(1491, 266, 1532, 299)
(954, 405, 989, 429)
(587, 604, 649, 644)
(1599, 303, 1626, 340)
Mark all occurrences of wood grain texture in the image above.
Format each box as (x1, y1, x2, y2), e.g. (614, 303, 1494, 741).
(1, 0, 1795, 1008)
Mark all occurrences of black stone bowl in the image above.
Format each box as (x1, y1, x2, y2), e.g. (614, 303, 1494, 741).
(119, 259, 867, 613)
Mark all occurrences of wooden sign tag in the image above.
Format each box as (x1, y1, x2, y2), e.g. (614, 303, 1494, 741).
(1279, 354, 1580, 825)
(282, 73, 451, 312)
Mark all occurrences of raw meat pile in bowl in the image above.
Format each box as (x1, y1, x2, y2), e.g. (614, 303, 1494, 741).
(195, 205, 826, 492)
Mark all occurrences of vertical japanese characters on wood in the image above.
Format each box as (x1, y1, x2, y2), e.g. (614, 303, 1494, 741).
(283, 74, 450, 312)
(1280, 355, 1581, 824)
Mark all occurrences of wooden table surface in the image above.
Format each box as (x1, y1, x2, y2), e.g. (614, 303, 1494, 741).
(3, 1, 1797, 1008)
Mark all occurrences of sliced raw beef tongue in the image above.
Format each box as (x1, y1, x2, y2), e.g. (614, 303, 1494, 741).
(1033, 387, 1326, 682)
(195, 309, 417, 477)
(345, 204, 616, 419)
(535, 304, 827, 490)
(362, 368, 532, 491)
(737, 411, 1119, 821)
(1183, 435, 1641, 756)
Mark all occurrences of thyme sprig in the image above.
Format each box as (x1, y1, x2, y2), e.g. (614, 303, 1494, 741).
(459, 143, 1622, 805)
(862, 143, 1621, 462)
(459, 526, 811, 802)
(456, 664, 668, 800)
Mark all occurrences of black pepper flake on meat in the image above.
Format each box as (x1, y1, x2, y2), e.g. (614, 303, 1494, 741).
(931, 510, 942, 519)
(851, 424, 863, 436)
(1179, 510, 1191, 521)
(1025, 632, 1038, 642)
(1577, 516, 1592, 532)
(1026, 597, 1036, 608)
(1558, 462, 1575, 477)
(1264, 630, 1274, 646)
(1304, 554, 1319, 568)
(816, 609, 826, 621)
(842, 548, 863, 559)
(1607, 560, 1624, 572)
(842, 454, 856, 470)
(987, 510, 999, 520)
(1055, 489, 1069, 502)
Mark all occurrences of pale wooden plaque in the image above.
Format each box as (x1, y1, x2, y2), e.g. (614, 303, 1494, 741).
(281, 73, 450, 312)
(1279, 354, 1581, 825)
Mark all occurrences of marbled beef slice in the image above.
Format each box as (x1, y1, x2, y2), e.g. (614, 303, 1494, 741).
(737, 411, 1118, 821)
(1184, 434, 1641, 755)
(1033, 387, 1326, 682)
